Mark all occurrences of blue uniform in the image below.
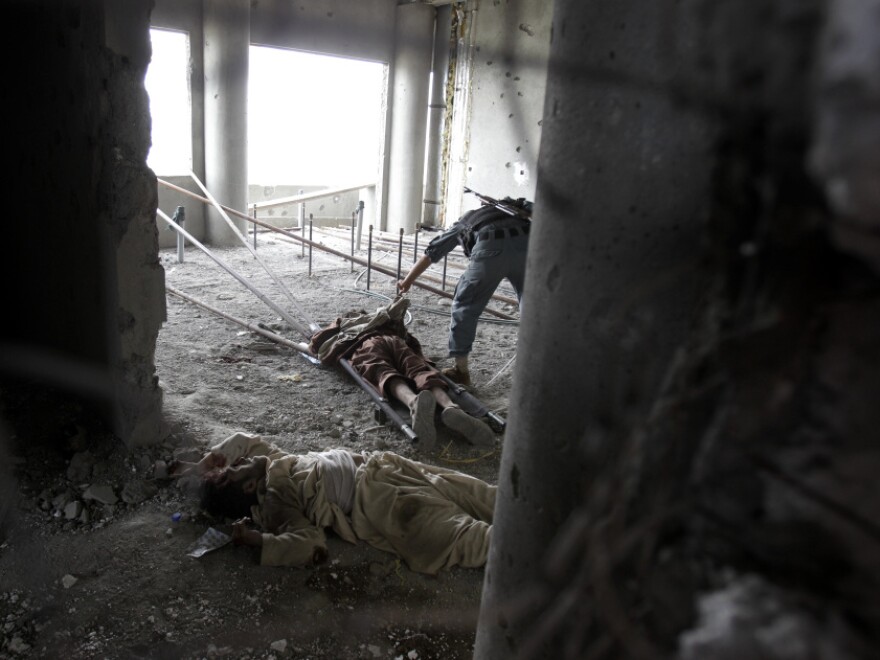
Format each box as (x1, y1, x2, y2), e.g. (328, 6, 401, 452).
(424, 204, 531, 357)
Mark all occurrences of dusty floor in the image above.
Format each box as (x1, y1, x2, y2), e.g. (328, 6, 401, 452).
(0, 227, 521, 659)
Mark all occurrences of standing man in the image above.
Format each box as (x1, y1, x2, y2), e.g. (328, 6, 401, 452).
(398, 193, 532, 387)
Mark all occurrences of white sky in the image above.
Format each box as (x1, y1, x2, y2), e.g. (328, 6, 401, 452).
(144, 30, 386, 187)
(145, 29, 192, 175)
(248, 46, 385, 186)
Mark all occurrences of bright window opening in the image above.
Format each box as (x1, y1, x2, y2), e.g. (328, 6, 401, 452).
(248, 46, 386, 187)
(146, 28, 192, 175)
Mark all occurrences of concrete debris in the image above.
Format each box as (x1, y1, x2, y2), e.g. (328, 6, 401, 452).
(63, 501, 83, 520)
(82, 485, 118, 505)
(153, 460, 169, 480)
(51, 491, 72, 510)
(678, 574, 864, 660)
(269, 639, 287, 652)
(61, 574, 78, 589)
(8, 636, 30, 653)
(66, 452, 93, 482)
(174, 448, 203, 463)
(121, 480, 158, 504)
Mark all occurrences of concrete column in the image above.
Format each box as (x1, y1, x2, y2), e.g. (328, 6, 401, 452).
(474, 0, 717, 656)
(203, 0, 249, 245)
(385, 2, 435, 234)
(421, 3, 452, 228)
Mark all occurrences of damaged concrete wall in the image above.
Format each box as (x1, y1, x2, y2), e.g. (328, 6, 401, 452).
(249, 0, 398, 63)
(445, 0, 553, 223)
(477, 0, 880, 657)
(4, 0, 164, 449)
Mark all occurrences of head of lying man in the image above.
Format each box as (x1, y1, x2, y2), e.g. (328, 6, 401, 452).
(199, 455, 269, 519)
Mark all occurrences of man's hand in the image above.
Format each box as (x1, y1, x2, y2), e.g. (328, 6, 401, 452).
(169, 452, 228, 478)
(196, 452, 227, 474)
(231, 517, 263, 547)
(398, 255, 431, 294)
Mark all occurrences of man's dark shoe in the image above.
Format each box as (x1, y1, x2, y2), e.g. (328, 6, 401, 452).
(409, 390, 437, 451)
(441, 407, 496, 447)
(442, 366, 472, 388)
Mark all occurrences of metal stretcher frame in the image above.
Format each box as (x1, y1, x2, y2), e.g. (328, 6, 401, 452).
(337, 358, 506, 447)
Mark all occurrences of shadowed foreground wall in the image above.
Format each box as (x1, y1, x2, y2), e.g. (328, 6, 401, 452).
(477, 0, 880, 658)
(3, 0, 164, 449)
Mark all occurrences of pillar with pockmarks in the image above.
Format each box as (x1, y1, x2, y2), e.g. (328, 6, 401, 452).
(475, 0, 718, 655)
(385, 2, 435, 234)
(204, 0, 249, 245)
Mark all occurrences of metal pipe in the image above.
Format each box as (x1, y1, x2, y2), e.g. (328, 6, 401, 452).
(338, 358, 418, 444)
(252, 182, 375, 211)
(367, 224, 373, 291)
(350, 211, 356, 273)
(396, 227, 404, 281)
(156, 179, 516, 320)
(252, 204, 257, 250)
(166, 285, 312, 355)
(308, 216, 313, 278)
(188, 171, 319, 333)
(299, 189, 305, 258)
(442, 254, 448, 291)
(356, 200, 365, 250)
(156, 208, 313, 338)
(413, 223, 420, 263)
(172, 205, 186, 263)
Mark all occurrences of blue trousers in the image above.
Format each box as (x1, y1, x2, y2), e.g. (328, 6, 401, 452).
(448, 232, 529, 357)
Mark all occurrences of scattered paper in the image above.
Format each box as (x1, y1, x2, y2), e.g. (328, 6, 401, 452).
(186, 527, 232, 558)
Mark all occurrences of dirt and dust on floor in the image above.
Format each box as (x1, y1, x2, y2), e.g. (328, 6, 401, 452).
(0, 228, 522, 659)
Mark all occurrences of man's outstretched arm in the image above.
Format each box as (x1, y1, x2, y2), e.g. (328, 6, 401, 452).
(398, 255, 432, 293)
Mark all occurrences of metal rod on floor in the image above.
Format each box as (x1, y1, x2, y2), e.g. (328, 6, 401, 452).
(156, 179, 517, 320)
(396, 227, 404, 281)
(442, 255, 448, 291)
(338, 358, 418, 444)
(188, 171, 319, 333)
(308, 216, 314, 278)
(156, 208, 312, 338)
(350, 211, 356, 273)
(367, 225, 373, 292)
(172, 206, 186, 263)
(252, 204, 257, 250)
(484, 353, 517, 388)
(356, 200, 365, 250)
(413, 223, 419, 263)
(299, 190, 305, 258)
(166, 285, 312, 355)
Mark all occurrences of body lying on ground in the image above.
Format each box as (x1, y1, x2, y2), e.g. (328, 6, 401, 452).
(175, 432, 495, 575)
(309, 297, 495, 450)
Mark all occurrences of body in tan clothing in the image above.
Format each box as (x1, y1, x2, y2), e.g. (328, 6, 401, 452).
(187, 432, 495, 575)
